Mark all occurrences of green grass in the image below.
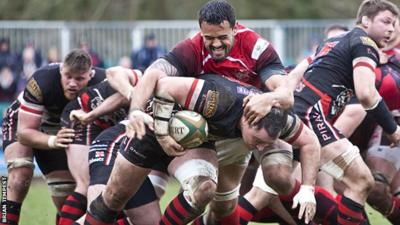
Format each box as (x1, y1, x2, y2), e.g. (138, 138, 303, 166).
(14, 178, 391, 225)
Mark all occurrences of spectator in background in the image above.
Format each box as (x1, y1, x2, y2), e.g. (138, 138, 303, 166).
(0, 65, 17, 102)
(80, 41, 104, 68)
(131, 33, 167, 72)
(324, 24, 349, 39)
(43, 46, 60, 65)
(118, 56, 132, 69)
(16, 46, 38, 95)
(0, 38, 18, 72)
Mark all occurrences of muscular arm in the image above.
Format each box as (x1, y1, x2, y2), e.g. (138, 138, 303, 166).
(287, 57, 311, 91)
(264, 74, 294, 109)
(353, 66, 380, 108)
(70, 92, 129, 124)
(106, 66, 141, 100)
(17, 111, 53, 149)
(291, 125, 320, 187)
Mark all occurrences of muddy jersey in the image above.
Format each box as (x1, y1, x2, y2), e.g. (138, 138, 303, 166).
(295, 27, 380, 120)
(164, 24, 286, 89)
(18, 63, 106, 129)
(186, 74, 303, 143)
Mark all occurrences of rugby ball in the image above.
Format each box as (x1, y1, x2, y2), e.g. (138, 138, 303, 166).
(169, 110, 208, 149)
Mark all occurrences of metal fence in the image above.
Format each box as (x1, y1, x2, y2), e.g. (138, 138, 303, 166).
(0, 19, 354, 66)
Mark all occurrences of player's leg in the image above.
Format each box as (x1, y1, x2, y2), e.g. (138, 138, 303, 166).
(238, 165, 296, 225)
(85, 152, 151, 225)
(320, 139, 374, 225)
(123, 177, 161, 225)
(1, 101, 34, 225)
(161, 147, 218, 225)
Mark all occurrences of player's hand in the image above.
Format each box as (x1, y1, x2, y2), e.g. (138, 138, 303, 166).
(126, 110, 154, 139)
(243, 93, 278, 126)
(156, 135, 185, 156)
(69, 109, 93, 125)
(292, 185, 316, 224)
(52, 127, 75, 148)
(386, 125, 400, 148)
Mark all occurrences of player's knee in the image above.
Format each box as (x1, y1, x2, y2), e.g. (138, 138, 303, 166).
(89, 194, 119, 222)
(46, 177, 76, 198)
(103, 185, 132, 210)
(192, 177, 217, 209)
(263, 165, 293, 195)
(174, 159, 218, 211)
(8, 167, 33, 193)
(353, 168, 374, 194)
(7, 158, 34, 192)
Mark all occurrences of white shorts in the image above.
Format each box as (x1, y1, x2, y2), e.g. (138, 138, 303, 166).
(216, 138, 252, 167)
(252, 166, 278, 195)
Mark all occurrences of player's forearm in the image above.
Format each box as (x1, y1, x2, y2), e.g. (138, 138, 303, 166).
(106, 67, 135, 100)
(18, 128, 53, 150)
(89, 93, 128, 120)
(287, 57, 310, 91)
(299, 144, 319, 186)
(130, 68, 166, 110)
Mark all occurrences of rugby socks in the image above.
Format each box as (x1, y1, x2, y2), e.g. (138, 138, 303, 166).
(387, 196, 400, 224)
(84, 195, 119, 225)
(159, 193, 198, 225)
(314, 186, 337, 225)
(0, 200, 21, 225)
(337, 195, 365, 225)
(59, 192, 87, 225)
(217, 205, 240, 225)
(237, 196, 256, 224)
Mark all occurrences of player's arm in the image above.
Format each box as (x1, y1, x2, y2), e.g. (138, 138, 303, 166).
(353, 57, 400, 145)
(284, 116, 320, 223)
(70, 92, 129, 125)
(106, 66, 142, 100)
(290, 123, 320, 187)
(287, 56, 313, 91)
(18, 107, 74, 149)
(243, 44, 294, 125)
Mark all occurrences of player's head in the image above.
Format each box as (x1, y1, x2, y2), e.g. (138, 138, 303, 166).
(324, 24, 349, 39)
(241, 107, 288, 151)
(60, 49, 93, 100)
(198, 0, 237, 61)
(356, 0, 399, 47)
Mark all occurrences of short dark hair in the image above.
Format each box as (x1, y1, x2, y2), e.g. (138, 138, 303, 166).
(356, 0, 399, 24)
(198, 0, 236, 28)
(255, 107, 288, 139)
(63, 49, 92, 74)
(324, 24, 349, 36)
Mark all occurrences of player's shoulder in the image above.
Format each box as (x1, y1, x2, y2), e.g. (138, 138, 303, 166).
(349, 28, 379, 51)
(30, 63, 61, 90)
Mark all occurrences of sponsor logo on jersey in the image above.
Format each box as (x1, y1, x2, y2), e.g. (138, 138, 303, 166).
(26, 79, 43, 102)
(203, 90, 218, 118)
(360, 36, 379, 52)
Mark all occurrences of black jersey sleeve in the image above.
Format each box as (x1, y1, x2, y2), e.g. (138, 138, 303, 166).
(350, 35, 380, 67)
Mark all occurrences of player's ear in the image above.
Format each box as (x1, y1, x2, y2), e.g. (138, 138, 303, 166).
(233, 22, 238, 35)
(362, 16, 370, 27)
